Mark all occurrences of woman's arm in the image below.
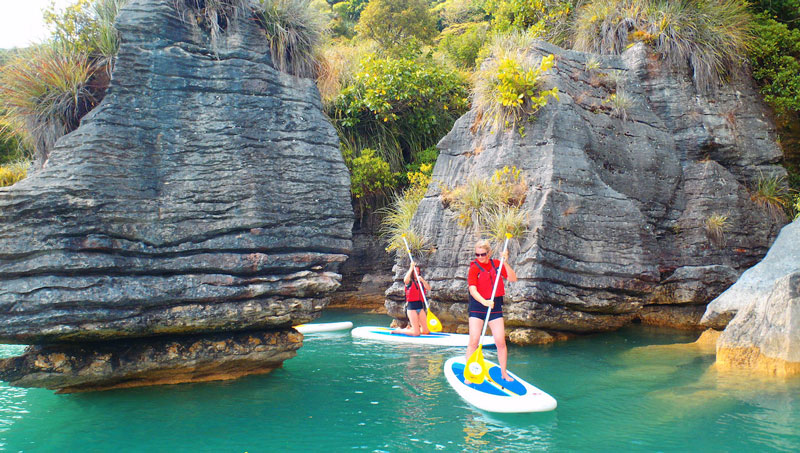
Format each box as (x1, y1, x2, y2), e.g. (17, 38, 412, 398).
(469, 285, 493, 308)
(403, 263, 414, 285)
(419, 276, 431, 292)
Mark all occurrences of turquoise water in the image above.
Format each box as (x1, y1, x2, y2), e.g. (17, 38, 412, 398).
(2, 311, 799, 452)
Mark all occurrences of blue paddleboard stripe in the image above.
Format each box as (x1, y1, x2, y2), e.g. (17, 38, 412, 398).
(451, 363, 510, 396)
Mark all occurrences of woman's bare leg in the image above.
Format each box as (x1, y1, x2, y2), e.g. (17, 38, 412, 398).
(488, 317, 512, 381)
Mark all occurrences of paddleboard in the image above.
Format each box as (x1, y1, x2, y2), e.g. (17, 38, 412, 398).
(351, 326, 496, 348)
(294, 321, 353, 334)
(444, 356, 557, 413)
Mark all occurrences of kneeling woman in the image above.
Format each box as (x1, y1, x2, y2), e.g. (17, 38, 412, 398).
(395, 261, 431, 336)
(467, 239, 517, 381)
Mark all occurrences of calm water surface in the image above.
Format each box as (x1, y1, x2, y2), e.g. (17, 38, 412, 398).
(2, 311, 799, 452)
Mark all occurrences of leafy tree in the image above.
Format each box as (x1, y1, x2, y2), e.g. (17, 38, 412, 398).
(437, 22, 490, 68)
(355, 0, 438, 51)
(750, 0, 800, 27)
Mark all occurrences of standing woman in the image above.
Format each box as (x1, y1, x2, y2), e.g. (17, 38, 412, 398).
(467, 239, 517, 381)
(394, 262, 431, 336)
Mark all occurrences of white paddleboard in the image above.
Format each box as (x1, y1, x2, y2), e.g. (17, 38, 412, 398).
(294, 321, 353, 334)
(444, 356, 557, 413)
(351, 326, 496, 348)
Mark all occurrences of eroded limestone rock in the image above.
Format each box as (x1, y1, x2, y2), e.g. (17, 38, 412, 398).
(0, 0, 352, 390)
(385, 41, 785, 340)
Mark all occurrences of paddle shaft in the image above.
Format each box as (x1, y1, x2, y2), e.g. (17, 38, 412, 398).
(401, 236, 431, 312)
(477, 236, 510, 340)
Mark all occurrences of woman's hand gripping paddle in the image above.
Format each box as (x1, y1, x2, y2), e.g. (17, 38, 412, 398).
(401, 234, 442, 332)
(464, 233, 511, 385)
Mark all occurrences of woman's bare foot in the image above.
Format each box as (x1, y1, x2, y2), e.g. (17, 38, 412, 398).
(501, 372, 513, 382)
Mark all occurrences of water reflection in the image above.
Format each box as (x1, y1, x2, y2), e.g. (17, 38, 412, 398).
(462, 409, 557, 452)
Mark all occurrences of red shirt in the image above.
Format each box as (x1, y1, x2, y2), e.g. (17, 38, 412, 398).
(468, 259, 508, 299)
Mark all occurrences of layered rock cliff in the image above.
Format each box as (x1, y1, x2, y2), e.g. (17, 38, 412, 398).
(0, 0, 352, 391)
(386, 41, 786, 340)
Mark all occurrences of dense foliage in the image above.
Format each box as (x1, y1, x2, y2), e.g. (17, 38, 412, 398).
(355, 0, 438, 52)
(327, 55, 469, 170)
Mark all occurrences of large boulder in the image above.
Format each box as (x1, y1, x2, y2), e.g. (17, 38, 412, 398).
(0, 0, 352, 390)
(703, 220, 800, 328)
(715, 271, 800, 377)
(385, 41, 785, 336)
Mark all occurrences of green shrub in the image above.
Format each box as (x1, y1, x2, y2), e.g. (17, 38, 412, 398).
(484, 0, 573, 44)
(0, 44, 98, 165)
(256, 0, 327, 78)
(328, 55, 469, 170)
(344, 147, 399, 215)
(749, 15, 800, 115)
(750, 0, 800, 26)
(472, 32, 559, 134)
(793, 193, 800, 220)
(379, 162, 433, 255)
(572, 0, 753, 89)
(45, 0, 128, 59)
(437, 22, 490, 68)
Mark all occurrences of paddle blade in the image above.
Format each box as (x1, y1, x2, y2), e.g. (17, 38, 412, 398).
(426, 310, 443, 332)
(464, 345, 488, 385)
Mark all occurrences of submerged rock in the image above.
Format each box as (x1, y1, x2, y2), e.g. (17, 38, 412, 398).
(0, 0, 352, 390)
(386, 41, 785, 339)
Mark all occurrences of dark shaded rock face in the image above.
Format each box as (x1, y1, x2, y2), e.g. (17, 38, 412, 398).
(386, 41, 786, 337)
(0, 0, 352, 390)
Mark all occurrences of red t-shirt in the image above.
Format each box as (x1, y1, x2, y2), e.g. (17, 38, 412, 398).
(468, 259, 508, 299)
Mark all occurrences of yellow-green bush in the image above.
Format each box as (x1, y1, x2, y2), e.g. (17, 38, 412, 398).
(472, 32, 558, 134)
(0, 161, 29, 187)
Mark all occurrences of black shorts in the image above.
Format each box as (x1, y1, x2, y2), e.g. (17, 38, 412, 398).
(468, 295, 503, 321)
(406, 300, 424, 312)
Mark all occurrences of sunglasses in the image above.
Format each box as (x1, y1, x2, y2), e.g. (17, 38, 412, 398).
(475, 252, 488, 257)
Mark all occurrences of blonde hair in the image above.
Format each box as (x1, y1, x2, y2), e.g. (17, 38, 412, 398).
(475, 239, 491, 253)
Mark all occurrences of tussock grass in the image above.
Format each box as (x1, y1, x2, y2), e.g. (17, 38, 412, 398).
(257, 0, 327, 78)
(751, 173, 790, 221)
(93, 0, 129, 72)
(573, 0, 753, 89)
(444, 166, 529, 239)
(605, 90, 633, 120)
(704, 213, 729, 247)
(0, 44, 97, 164)
(0, 161, 29, 187)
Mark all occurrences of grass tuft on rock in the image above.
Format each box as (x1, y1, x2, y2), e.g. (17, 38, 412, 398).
(0, 44, 97, 165)
(572, 0, 753, 89)
(704, 213, 729, 247)
(471, 31, 559, 134)
(751, 173, 790, 221)
(0, 161, 30, 187)
(256, 0, 327, 78)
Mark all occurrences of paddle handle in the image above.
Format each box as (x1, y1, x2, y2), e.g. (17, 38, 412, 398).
(478, 234, 511, 340)
(401, 235, 430, 310)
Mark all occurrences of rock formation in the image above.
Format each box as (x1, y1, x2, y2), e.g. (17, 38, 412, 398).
(0, 0, 352, 391)
(702, 220, 799, 377)
(386, 41, 786, 340)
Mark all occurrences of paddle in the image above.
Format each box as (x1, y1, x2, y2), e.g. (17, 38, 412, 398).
(464, 233, 511, 385)
(401, 234, 442, 333)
